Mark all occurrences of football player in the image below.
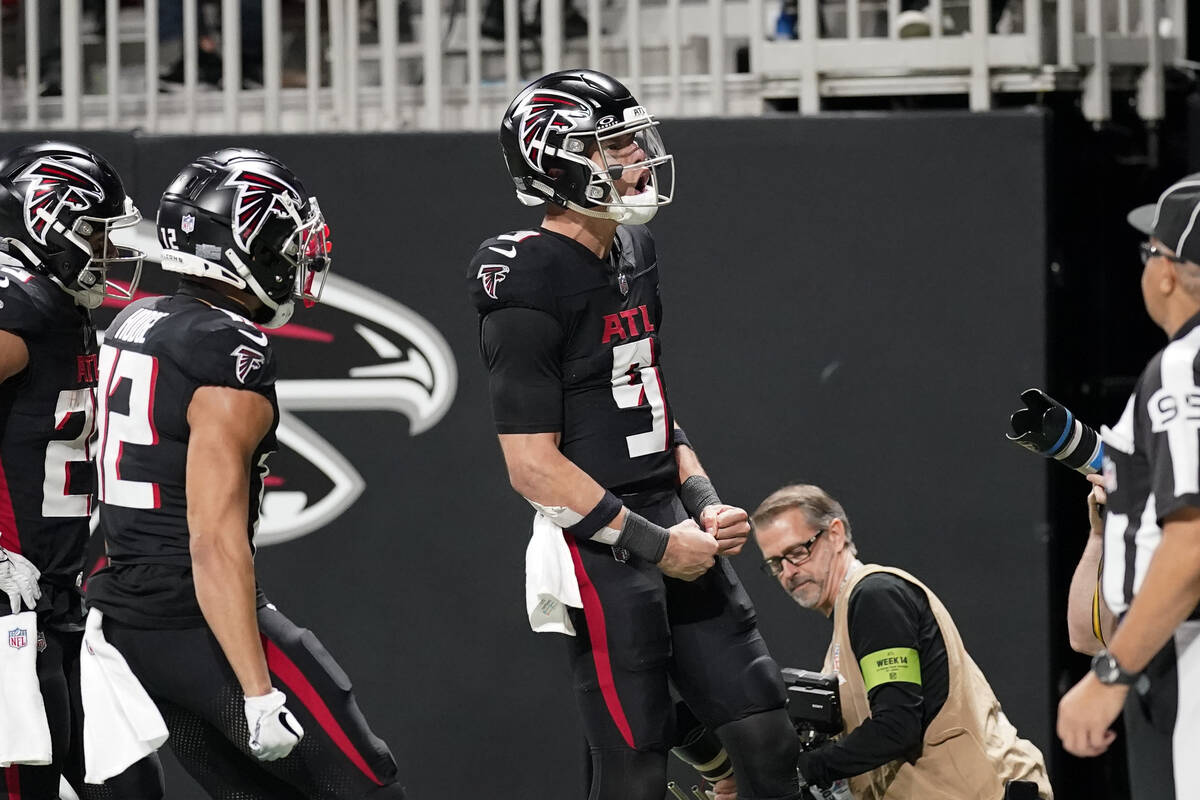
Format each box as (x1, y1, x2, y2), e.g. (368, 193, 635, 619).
(85, 148, 406, 799)
(0, 141, 162, 800)
(468, 70, 802, 800)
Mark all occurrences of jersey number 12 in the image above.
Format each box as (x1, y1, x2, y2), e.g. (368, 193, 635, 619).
(95, 347, 161, 509)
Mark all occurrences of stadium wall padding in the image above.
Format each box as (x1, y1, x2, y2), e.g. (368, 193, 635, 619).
(1, 114, 1050, 799)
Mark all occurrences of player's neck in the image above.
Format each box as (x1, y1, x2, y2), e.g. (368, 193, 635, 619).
(541, 210, 619, 260)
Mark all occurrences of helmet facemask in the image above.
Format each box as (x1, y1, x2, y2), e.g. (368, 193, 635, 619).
(574, 117, 674, 225)
(48, 196, 144, 308)
(239, 193, 332, 328)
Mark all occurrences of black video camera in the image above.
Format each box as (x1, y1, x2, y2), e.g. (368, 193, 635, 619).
(782, 668, 843, 751)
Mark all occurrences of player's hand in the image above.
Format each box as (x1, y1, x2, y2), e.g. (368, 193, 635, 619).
(1086, 473, 1106, 536)
(699, 504, 750, 556)
(1056, 672, 1124, 758)
(711, 776, 738, 800)
(0, 546, 41, 614)
(244, 689, 304, 760)
(659, 520, 717, 581)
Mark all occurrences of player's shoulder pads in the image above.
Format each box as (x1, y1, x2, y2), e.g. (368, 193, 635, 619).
(177, 302, 278, 392)
(0, 260, 73, 336)
(467, 230, 561, 316)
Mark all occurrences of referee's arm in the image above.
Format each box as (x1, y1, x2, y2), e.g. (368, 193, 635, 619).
(1067, 476, 1114, 654)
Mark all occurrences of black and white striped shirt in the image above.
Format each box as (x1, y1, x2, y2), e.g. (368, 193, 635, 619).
(1101, 310, 1200, 620)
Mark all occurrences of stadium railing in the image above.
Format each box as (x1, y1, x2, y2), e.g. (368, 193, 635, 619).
(0, 0, 1186, 132)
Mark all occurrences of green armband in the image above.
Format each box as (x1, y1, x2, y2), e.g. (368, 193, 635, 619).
(859, 647, 921, 692)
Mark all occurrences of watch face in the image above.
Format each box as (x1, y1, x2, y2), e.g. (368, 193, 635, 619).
(1092, 653, 1119, 683)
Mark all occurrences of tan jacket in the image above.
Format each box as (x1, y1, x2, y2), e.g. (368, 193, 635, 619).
(820, 565, 1053, 800)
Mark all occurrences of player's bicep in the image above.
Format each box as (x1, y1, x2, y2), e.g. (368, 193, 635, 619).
(481, 307, 564, 433)
(0, 329, 29, 383)
(185, 386, 273, 547)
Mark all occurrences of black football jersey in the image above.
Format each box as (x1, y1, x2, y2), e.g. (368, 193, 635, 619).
(87, 282, 278, 627)
(468, 225, 676, 495)
(0, 262, 97, 597)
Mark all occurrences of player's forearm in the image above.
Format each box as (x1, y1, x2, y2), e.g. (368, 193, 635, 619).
(192, 535, 271, 696)
(1067, 533, 1107, 654)
(673, 426, 709, 484)
(502, 437, 625, 528)
(1107, 515, 1200, 672)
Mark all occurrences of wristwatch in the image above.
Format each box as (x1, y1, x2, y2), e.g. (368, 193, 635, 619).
(1090, 649, 1139, 686)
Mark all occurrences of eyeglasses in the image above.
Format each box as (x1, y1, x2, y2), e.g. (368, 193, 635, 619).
(1140, 241, 1186, 266)
(761, 529, 826, 578)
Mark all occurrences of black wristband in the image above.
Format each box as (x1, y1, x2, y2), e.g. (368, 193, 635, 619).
(566, 491, 623, 540)
(680, 475, 722, 519)
(617, 511, 670, 563)
(672, 426, 692, 450)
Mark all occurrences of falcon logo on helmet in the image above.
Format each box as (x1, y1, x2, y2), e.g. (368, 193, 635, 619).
(222, 169, 303, 254)
(477, 264, 509, 300)
(514, 90, 592, 173)
(15, 158, 105, 245)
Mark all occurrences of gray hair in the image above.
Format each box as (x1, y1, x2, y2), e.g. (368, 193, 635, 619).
(752, 483, 856, 555)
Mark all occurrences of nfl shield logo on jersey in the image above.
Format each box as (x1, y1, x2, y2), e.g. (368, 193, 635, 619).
(7, 627, 28, 649)
(181, 213, 196, 234)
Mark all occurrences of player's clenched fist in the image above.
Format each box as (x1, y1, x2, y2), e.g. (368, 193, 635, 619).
(659, 519, 718, 581)
(700, 505, 751, 556)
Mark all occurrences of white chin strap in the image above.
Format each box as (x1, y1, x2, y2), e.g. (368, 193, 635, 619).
(607, 187, 659, 225)
(565, 186, 660, 226)
(259, 299, 294, 329)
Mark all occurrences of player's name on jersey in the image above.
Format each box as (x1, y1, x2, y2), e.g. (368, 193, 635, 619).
(112, 308, 169, 345)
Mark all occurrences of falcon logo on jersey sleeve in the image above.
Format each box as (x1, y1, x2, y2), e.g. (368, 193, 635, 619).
(15, 158, 105, 245)
(514, 90, 592, 172)
(231, 344, 266, 383)
(221, 170, 302, 254)
(477, 264, 510, 300)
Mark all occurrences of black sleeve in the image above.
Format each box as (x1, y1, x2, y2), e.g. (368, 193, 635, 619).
(797, 575, 928, 787)
(180, 325, 278, 397)
(480, 306, 564, 434)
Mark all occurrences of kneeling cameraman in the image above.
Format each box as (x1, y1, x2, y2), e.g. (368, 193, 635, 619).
(750, 485, 1052, 800)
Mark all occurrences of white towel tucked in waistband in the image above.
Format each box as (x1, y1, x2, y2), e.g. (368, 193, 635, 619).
(0, 610, 51, 766)
(526, 513, 584, 636)
(80, 608, 168, 783)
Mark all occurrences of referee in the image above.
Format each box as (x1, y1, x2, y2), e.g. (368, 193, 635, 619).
(1057, 174, 1200, 799)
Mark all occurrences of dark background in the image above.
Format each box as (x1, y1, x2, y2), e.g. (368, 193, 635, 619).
(11, 101, 1185, 799)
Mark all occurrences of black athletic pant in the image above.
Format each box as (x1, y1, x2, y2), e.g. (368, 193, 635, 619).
(0, 618, 162, 800)
(103, 602, 405, 800)
(565, 491, 797, 800)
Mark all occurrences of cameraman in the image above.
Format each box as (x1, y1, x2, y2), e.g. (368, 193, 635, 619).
(751, 484, 1052, 799)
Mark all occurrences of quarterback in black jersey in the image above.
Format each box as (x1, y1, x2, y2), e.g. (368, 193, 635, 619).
(0, 142, 162, 800)
(468, 70, 801, 800)
(86, 148, 405, 799)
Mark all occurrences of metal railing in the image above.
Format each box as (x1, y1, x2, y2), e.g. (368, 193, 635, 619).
(0, 0, 1186, 132)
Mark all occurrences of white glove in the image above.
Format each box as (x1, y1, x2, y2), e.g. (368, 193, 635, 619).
(243, 689, 304, 761)
(0, 546, 41, 614)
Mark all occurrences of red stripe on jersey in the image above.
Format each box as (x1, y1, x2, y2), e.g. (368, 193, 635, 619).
(0, 458, 23, 555)
(565, 534, 637, 748)
(262, 635, 383, 785)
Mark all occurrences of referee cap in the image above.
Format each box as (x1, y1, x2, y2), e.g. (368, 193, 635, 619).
(1128, 174, 1200, 266)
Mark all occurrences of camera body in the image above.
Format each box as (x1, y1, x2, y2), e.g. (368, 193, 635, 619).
(782, 668, 843, 750)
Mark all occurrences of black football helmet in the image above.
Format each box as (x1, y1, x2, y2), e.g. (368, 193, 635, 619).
(499, 69, 674, 224)
(156, 147, 331, 328)
(0, 141, 142, 308)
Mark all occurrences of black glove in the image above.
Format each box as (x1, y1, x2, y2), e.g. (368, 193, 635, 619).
(1007, 388, 1103, 475)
